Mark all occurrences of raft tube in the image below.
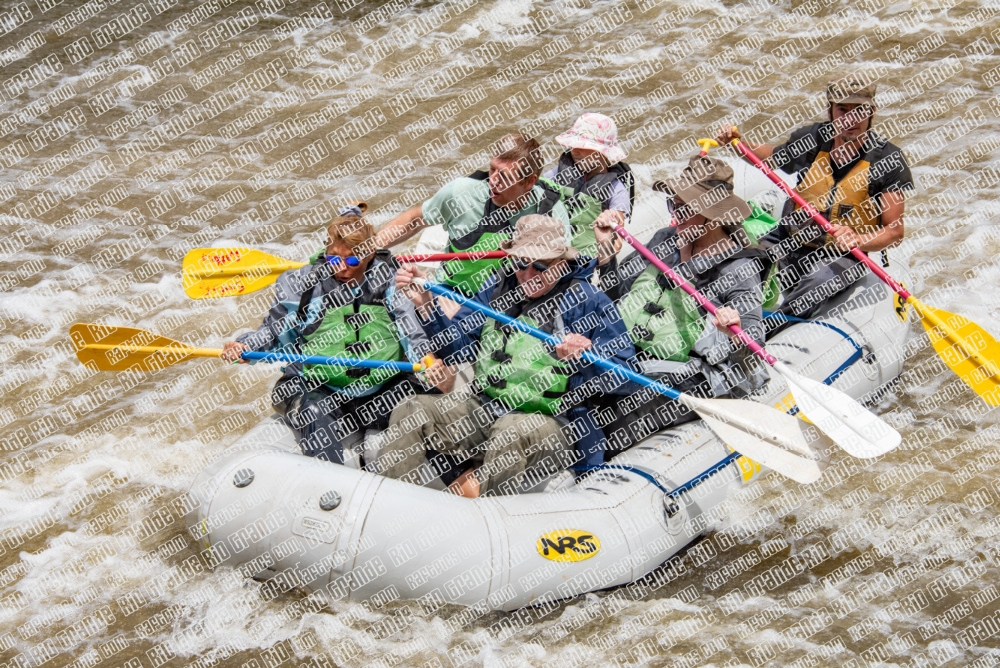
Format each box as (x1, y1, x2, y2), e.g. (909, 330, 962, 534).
(184, 260, 911, 610)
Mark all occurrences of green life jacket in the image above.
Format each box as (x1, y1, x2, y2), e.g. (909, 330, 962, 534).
(743, 200, 781, 309)
(620, 245, 773, 361)
(443, 172, 562, 295)
(474, 279, 579, 415)
(540, 152, 634, 258)
(620, 265, 705, 361)
(295, 252, 404, 390)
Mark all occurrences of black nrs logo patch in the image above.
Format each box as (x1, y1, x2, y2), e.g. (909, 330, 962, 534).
(536, 529, 601, 562)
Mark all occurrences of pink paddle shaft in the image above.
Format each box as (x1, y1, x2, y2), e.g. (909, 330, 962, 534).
(396, 251, 508, 262)
(614, 225, 778, 366)
(731, 140, 911, 301)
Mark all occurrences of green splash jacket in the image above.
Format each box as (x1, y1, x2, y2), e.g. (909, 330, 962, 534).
(541, 152, 634, 258)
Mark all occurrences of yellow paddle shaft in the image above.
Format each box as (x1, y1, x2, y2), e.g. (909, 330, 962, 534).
(184, 263, 305, 279)
(83, 342, 431, 372)
(85, 342, 218, 357)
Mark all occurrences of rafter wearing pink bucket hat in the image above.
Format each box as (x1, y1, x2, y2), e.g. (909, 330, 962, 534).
(555, 113, 627, 164)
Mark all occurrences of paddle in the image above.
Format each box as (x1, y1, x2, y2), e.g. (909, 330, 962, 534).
(181, 248, 511, 299)
(614, 224, 901, 458)
(730, 134, 1000, 406)
(70, 323, 431, 373)
(412, 278, 827, 484)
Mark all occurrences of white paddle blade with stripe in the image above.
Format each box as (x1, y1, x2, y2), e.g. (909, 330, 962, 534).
(680, 395, 826, 484)
(774, 362, 901, 458)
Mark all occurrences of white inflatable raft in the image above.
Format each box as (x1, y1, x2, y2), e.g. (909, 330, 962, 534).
(184, 164, 912, 611)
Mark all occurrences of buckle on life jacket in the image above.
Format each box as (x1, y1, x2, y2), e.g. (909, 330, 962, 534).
(633, 325, 653, 341)
(643, 302, 665, 316)
(346, 368, 371, 378)
(344, 312, 373, 328)
(345, 341, 372, 354)
(487, 375, 507, 389)
(542, 390, 565, 399)
(491, 351, 513, 363)
(550, 366, 572, 375)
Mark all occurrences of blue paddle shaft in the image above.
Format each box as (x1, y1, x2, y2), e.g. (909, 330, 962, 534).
(420, 280, 682, 400)
(241, 350, 416, 371)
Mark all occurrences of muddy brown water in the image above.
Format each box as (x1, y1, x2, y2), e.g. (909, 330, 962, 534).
(1, 0, 1000, 666)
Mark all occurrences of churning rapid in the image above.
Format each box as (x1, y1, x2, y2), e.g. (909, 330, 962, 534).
(1, 0, 1000, 666)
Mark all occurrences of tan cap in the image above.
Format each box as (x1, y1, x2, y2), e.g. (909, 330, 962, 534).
(827, 74, 877, 105)
(653, 155, 752, 225)
(501, 214, 579, 261)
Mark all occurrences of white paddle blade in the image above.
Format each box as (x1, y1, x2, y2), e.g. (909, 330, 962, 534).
(774, 362, 901, 458)
(681, 395, 827, 485)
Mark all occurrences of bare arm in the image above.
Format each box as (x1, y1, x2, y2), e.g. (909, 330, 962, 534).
(861, 190, 905, 253)
(716, 127, 774, 163)
(829, 191, 906, 254)
(593, 209, 625, 266)
(375, 205, 429, 248)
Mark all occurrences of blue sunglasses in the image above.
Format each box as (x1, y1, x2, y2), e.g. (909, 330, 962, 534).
(325, 255, 361, 268)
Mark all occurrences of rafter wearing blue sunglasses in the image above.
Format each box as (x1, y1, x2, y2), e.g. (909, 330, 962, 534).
(325, 255, 361, 268)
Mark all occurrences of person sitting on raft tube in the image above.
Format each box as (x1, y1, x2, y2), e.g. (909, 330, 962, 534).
(221, 206, 438, 464)
(598, 155, 771, 454)
(383, 214, 637, 498)
(540, 113, 634, 262)
(717, 72, 913, 319)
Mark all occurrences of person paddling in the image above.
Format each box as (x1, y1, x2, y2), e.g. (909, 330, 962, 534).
(598, 155, 771, 453)
(383, 214, 637, 497)
(717, 72, 914, 319)
(375, 133, 617, 391)
(221, 206, 438, 464)
(375, 133, 577, 297)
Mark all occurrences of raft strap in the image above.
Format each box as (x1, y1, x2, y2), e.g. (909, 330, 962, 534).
(578, 464, 673, 495)
(763, 311, 864, 387)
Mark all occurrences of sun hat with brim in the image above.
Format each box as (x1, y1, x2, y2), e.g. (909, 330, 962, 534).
(653, 155, 752, 225)
(501, 214, 580, 261)
(555, 113, 627, 164)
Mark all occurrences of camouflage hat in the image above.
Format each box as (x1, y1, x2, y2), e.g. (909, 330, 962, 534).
(826, 74, 877, 105)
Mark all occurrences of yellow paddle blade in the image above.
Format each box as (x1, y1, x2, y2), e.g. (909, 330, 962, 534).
(69, 323, 215, 372)
(912, 299, 1000, 406)
(182, 248, 305, 299)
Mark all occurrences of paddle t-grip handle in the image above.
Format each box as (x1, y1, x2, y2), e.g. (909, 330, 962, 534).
(613, 225, 778, 366)
(414, 278, 684, 401)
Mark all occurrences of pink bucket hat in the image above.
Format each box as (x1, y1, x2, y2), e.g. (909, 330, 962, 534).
(555, 113, 627, 164)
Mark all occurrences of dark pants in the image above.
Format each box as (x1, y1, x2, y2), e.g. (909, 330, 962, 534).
(763, 216, 867, 320)
(777, 254, 864, 319)
(271, 371, 419, 464)
(594, 369, 708, 456)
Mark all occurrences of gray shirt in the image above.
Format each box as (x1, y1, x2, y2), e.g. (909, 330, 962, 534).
(615, 227, 769, 397)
